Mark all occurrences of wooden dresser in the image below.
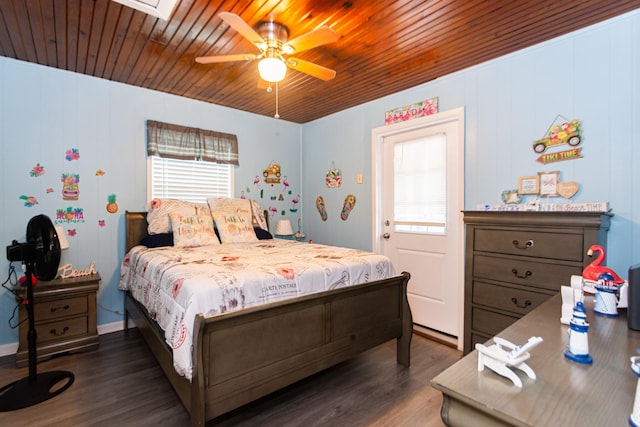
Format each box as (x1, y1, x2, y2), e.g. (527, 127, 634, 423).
(432, 294, 640, 426)
(463, 211, 611, 354)
(17, 273, 100, 366)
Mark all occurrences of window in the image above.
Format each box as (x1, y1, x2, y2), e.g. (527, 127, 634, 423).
(393, 133, 446, 234)
(148, 156, 233, 203)
(146, 120, 238, 203)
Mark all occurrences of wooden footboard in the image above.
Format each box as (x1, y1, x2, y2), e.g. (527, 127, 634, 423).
(122, 211, 412, 426)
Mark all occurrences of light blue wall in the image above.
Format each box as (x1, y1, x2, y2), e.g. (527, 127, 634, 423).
(0, 57, 301, 347)
(1, 10, 638, 348)
(301, 10, 640, 279)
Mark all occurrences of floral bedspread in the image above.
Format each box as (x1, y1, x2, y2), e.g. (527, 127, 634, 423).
(118, 239, 396, 380)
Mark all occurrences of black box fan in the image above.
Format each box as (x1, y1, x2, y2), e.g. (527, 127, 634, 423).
(0, 215, 74, 411)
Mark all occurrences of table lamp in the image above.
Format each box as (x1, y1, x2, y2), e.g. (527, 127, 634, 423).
(274, 220, 294, 239)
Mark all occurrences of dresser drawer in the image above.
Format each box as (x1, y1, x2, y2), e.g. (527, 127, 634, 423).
(472, 307, 518, 337)
(34, 296, 88, 321)
(474, 229, 583, 262)
(474, 254, 580, 291)
(473, 281, 554, 316)
(471, 333, 492, 349)
(35, 316, 88, 344)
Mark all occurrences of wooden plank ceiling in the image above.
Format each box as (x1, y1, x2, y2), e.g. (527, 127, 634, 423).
(0, 1, 638, 123)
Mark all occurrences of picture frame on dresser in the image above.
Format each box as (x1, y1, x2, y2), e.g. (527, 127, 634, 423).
(538, 171, 560, 196)
(518, 175, 539, 195)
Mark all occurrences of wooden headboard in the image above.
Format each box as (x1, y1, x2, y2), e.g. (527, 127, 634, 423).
(124, 209, 270, 253)
(125, 211, 149, 253)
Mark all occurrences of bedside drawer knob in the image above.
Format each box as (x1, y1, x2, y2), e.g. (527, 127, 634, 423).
(512, 239, 534, 249)
(512, 268, 532, 279)
(511, 297, 532, 309)
(50, 326, 70, 337)
(50, 304, 71, 313)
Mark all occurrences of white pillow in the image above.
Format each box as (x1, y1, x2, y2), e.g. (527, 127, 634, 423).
(207, 197, 268, 230)
(169, 213, 219, 248)
(212, 212, 258, 243)
(146, 199, 211, 234)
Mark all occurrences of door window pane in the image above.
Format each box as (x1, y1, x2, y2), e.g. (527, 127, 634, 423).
(394, 134, 446, 234)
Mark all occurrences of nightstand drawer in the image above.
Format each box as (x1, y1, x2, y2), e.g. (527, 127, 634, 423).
(35, 316, 88, 344)
(474, 254, 581, 291)
(473, 281, 554, 316)
(34, 296, 88, 321)
(474, 229, 583, 261)
(17, 273, 100, 367)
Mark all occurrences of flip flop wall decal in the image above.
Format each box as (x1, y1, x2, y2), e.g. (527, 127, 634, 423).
(341, 194, 356, 221)
(316, 196, 328, 221)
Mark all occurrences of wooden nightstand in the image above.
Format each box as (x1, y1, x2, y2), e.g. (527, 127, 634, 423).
(16, 273, 100, 367)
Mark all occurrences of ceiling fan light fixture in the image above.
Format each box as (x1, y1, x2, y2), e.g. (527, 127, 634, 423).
(259, 57, 287, 82)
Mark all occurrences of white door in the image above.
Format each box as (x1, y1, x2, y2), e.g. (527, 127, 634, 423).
(372, 108, 464, 343)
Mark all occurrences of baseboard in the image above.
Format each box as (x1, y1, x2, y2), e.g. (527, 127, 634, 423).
(413, 324, 459, 349)
(97, 320, 125, 335)
(0, 321, 126, 358)
(0, 342, 19, 358)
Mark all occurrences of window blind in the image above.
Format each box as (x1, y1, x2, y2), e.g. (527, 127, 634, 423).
(150, 156, 232, 203)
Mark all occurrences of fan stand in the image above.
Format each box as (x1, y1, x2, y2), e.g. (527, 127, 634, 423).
(0, 266, 74, 411)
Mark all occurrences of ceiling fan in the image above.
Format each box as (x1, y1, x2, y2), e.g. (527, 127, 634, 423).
(196, 12, 338, 84)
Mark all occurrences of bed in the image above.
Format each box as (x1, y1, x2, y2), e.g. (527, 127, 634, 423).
(120, 210, 413, 427)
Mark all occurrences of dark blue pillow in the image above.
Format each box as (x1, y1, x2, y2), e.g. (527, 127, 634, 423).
(254, 227, 273, 240)
(140, 233, 173, 248)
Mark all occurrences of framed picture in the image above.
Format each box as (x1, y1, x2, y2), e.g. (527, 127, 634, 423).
(518, 176, 539, 195)
(538, 171, 560, 196)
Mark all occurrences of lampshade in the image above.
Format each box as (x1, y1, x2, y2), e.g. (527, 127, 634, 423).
(55, 226, 70, 250)
(258, 57, 287, 82)
(274, 219, 294, 236)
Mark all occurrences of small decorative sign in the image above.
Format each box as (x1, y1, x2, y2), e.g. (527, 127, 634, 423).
(58, 261, 97, 279)
(477, 202, 609, 212)
(325, 161, 342, 188)
(536, 147, 583, 165)
(385, 97, 439, 125)
(557, 181, 580, 199)
(263, 162, 281, 184)
(532, 117, 582, 155)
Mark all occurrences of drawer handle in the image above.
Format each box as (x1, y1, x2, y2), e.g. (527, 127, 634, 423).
(50, 304, 70, 313)
(511, 268, 532, 279)
(50, 326, 69, 337)
(512, 239, 534, 249)
(511, 297, 532, 309)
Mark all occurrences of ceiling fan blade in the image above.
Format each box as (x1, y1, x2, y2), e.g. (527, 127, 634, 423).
(286, 57, 336, 81)
(283, 27, 338, 54)
(196, 54, 257, 64)
(219, 12, 265, 47)
(257, 78, 270, 89)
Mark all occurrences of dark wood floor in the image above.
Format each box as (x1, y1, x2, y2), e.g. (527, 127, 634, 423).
(0, 329, 460, 426)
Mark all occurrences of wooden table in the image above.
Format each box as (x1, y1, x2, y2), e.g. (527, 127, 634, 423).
(431, 294, 640, 426)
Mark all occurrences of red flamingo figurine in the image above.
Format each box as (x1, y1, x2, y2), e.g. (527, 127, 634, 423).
(582, 244, 624, 284)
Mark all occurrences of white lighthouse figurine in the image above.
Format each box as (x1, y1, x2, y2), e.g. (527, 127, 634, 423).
(564, 301, 593, 364)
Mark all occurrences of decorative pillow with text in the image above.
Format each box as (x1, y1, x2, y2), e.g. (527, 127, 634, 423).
(169, 213, 219, 248)
(212, 212, 258, 244)
(146, 199, 211, 234)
